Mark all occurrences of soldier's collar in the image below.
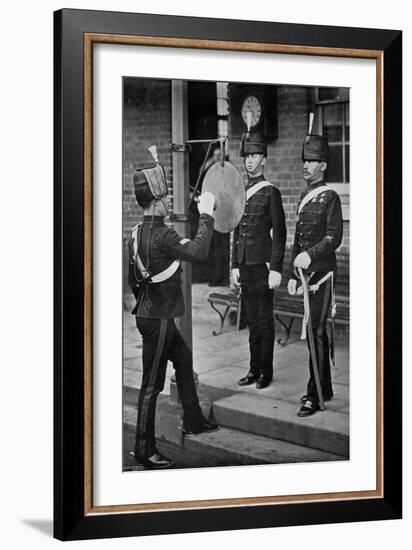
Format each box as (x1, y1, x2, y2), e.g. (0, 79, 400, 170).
(307, 180, 326, 191)
(247, 174, 265, 188)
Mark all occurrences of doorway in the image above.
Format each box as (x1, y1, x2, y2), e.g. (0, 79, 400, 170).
(188, 80, 230, 286)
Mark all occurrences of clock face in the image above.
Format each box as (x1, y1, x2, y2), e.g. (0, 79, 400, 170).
(241, 95, 262, 128)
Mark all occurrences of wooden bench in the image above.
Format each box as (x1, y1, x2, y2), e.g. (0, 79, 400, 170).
(274, 252, 349, 344)
(207, 287, 242, 335)
(274, 289, 349, 345)
(207, 251, 349, 341)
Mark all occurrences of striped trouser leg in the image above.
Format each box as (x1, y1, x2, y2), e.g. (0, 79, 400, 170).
(306, 276, 333, 404)
(167, 320, 203, 430)
(134, 318, 169, 461)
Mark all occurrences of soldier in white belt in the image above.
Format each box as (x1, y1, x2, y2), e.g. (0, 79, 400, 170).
(232, 132, 287, 389)
(128, 158, 219, 469)
(288, 133, 343, 417)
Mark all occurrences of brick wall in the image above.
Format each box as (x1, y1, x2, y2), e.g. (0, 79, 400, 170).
(123, 78, 173, 239)
(123, 81, 349, 275)
(228, 85, 349, 264)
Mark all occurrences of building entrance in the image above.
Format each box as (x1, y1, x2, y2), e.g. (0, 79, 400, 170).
(188, 81, 230, 286)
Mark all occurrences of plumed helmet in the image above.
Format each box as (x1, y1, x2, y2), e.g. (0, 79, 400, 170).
(302, 134, 329, 162)
(133, 163, 168, 208)
(240, 131, 267, 157)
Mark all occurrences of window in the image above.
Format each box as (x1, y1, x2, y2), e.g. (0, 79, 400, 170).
(314, 87, 350, 218)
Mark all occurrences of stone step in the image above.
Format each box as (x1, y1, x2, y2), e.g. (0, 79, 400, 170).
(123, 398, 344, 468)
(176, 425, 344, 465)
(213, 393, 349, 457)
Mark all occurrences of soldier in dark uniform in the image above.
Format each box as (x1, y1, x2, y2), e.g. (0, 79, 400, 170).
(128, 161, 219, 469)
(287, 134, 343, 417)
(232, 132, 287, 389)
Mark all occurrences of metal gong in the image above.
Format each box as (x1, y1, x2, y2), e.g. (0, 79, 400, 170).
(202, 161, 245, 233)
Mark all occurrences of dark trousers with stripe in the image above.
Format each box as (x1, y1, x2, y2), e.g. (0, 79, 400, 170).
(239, 264, 275, 380)
(134, 317, 204, 461)
(306, 272, 334, 405)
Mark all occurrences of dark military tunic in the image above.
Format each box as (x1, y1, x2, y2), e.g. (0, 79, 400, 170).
(128, 213, 214, 461)
(129, 214, 214, 318)
(232, 175, 287, 381)
(232, 175, 286, 271)
(289, 182, 343, 406)
(289, 183, 343, 276)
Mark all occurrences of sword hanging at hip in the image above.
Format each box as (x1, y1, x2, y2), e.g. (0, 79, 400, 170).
(297, 267, 326, 411)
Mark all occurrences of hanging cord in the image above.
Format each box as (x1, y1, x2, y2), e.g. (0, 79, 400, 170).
(132, 225, 143, 283)
(188, 141, 216, 209)
(132, 202, 155, 284)
(145, 202, 156, 274)
(297, 268, 337, 370)
(131, 204, 155, 313)
(297, 267, 326, 411)
(298, 268, 310, 340)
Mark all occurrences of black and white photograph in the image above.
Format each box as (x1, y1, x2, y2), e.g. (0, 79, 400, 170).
(122, 77, 350, 471)
(0, 0, 407, 546)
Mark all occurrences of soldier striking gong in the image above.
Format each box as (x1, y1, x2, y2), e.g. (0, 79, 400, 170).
(128, 150, 219, 470)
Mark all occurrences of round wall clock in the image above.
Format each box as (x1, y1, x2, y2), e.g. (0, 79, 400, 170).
(241, 94, 262, 128)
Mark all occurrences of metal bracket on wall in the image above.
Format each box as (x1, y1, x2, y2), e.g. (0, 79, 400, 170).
(170, 137, 226, 153)
(169, 142, 192, 153)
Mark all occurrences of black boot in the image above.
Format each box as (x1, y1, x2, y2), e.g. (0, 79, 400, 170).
(238, 371, 258, 386)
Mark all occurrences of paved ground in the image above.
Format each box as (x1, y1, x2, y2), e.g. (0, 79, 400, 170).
(123, 283, 349, 468)
(123, 284, 349, 409)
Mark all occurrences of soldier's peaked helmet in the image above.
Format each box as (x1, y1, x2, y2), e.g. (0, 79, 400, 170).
(302, 134, 329, 162)
(240, 131, 267, 158)
(133, 164, 168, 208)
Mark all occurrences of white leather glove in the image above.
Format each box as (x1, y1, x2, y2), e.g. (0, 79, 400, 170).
(268, 270, 281, 289)
(293, 251, 311, 270)
(287, 279, 297, 296)
(232, 268, 240, 287)
(198, 191, 216, 216)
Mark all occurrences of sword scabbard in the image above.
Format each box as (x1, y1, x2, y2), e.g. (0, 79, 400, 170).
(297, 268, 326, 411)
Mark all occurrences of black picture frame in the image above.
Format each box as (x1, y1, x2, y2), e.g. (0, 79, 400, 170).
(54, 8, 402, 541)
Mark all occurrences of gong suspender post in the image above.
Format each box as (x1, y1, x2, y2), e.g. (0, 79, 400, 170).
(171, 80, 192, 350)
(298, 268, 326, 411)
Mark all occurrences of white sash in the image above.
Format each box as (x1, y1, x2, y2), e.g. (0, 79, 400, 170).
(131, 224, 140, 256)
(150, 260, 181, 283)
(297, 185, 330, 215)
(246, 181, 272, 201)
(131, 224, 180, 284)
